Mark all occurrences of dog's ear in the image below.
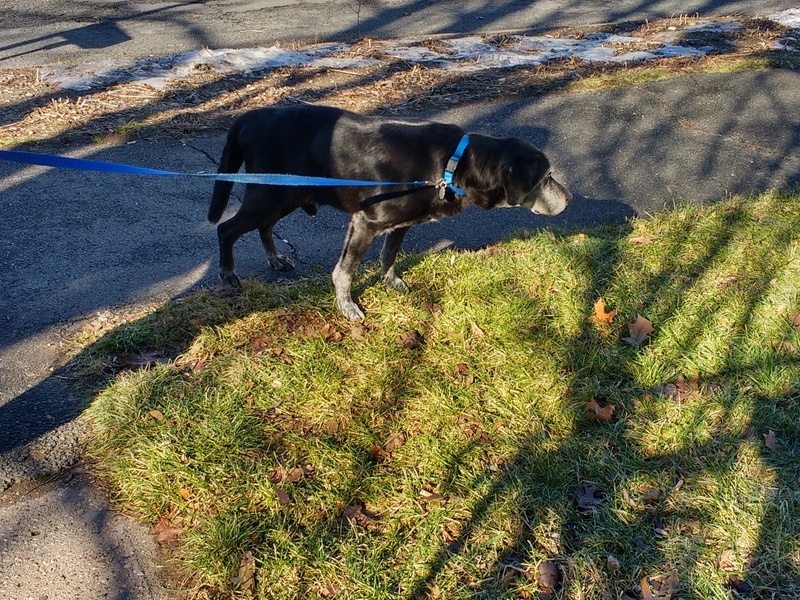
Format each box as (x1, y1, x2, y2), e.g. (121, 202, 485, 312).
(502, 156, 549, 206)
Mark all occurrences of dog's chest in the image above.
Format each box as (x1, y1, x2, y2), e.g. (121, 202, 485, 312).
(377, 194, 469, 233)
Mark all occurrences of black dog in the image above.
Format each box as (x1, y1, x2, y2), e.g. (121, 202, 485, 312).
(208, 105, 572, 320)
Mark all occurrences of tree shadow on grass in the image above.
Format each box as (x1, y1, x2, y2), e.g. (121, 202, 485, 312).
(47, 189, 798, 598)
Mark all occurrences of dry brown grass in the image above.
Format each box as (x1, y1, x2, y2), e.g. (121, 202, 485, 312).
(0, 16, 795, 146)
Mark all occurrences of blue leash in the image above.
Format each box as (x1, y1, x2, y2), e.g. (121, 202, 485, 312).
(0, 149, 432, 188)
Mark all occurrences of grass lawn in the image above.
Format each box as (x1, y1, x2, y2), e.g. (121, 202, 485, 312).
(77, 190, 800, 599)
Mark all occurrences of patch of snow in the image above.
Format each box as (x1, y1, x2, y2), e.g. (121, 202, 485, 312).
(39, 11, 800, 91)
(769, 8, 800, 29)
(42, 44, 378, 90)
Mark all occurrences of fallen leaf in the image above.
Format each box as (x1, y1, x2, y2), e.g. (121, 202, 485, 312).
(396, 330, 424, 350)
(270, 466, 311, 485)
(148, 409, 164, 421)
(792, 311, 800, 327)
(421, 301, 442, 315)
(370, 443, 391, 462)
(622, 314, 654, 347)
(348, 322, 368, 342)
(341, 504, 377, 528)
(764, 430, 783, 451)
(384, 432, 406, 452)
(152, 518, 182, 544)
(726, 575, 754, 594)
(641, 573, 679, 600)
(588, 298, 616, 324)
(249, 335, 272, 351)
(584, 398, 615, 422)
(178, 487, 192, 501)
(607, 555, 622, 572)
(676, 374, 699, 391)
(320, 581, 342, 598)
(230, 550, 256, 591)
(576, 484, 603, 514)
(470, 321, 486, 339)
(535, 560, 561, 595)
(276, 488, 291, 505)
(640, 486, 660, 504)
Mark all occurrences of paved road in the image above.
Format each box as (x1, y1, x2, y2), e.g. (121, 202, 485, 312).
(1, 0, 798, 67)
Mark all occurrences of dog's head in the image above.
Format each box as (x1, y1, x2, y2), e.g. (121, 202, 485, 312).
(499, 141, 572, 216)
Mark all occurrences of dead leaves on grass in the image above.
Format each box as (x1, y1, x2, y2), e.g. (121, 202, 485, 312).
(370, 432, 407, 462)
(586, 299, 655, 348)
(152, 516, 182, 546)
(640, 573, 680, 600)
(623, 315, 655, 347)
(535, 560, 562, 596)
(584, 397, 616, 423)
(231, 550, 256, 592)
(763, 429, 783, 452)
(588, 297, 616, 325)
(340, 503, 379, 530)
(396, 329, 425, 350)
(270, 465, 314, 506)
(576, 483, 604, 515)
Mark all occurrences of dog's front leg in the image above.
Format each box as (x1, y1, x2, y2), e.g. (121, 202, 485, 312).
(381, 226, 410, 293)
(332, 214, 379, 321)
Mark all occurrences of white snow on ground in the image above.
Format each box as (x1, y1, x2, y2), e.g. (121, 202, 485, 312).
(41, 9, 800, 91)
(769, 7, 800, 27)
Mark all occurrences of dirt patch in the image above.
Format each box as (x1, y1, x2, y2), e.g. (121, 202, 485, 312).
(0, 17, 796, 147)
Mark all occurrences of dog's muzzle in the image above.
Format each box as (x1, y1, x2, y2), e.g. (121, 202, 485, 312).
(522, 173, 572, 216)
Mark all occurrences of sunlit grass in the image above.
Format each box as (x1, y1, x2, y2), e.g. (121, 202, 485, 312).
(81, 190, 800, 598)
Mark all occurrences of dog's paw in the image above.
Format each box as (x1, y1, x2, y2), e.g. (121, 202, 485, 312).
(383, 274, 410, 293)
(337, 299, 366, 321)
(269, 253, 295, 272)
(220, 271, 242, 288)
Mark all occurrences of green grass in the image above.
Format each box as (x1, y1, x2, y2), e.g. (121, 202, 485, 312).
(80, 190, 800, 599)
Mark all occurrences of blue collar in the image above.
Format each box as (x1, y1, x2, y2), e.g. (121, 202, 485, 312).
(442, 134, 469, 197)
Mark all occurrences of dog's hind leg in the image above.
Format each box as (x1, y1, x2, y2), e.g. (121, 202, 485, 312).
(332, 213, 380, 321)
(216, 210, 262, 287)
(216, 186, 288, 287)
(258, 223, 295, 272)
(381, 227, 410, 293)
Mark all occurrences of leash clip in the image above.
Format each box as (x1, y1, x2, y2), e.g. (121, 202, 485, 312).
(435, 179, 449, 200)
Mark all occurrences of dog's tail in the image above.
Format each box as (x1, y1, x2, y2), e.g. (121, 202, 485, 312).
(208, 132, 244, 224)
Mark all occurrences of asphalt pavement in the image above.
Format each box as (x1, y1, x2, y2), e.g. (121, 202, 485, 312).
(2, 0, 796, 67)
(2, 11, 800, 600)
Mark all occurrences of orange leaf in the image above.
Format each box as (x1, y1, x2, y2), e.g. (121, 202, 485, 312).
(584, 398, 615, 422)
(588, 298, 616, 324)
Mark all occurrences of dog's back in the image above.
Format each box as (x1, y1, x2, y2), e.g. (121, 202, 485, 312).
(208, 106, 348, 223)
